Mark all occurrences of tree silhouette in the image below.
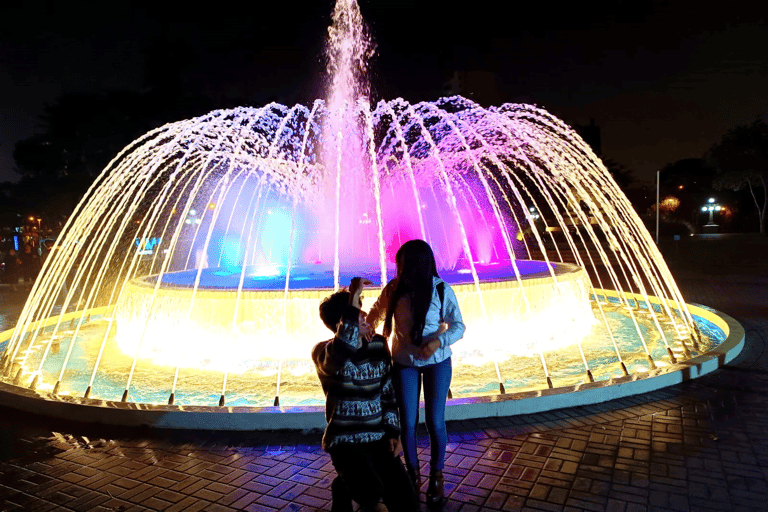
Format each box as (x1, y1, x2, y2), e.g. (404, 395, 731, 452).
(708, 120, 768, 234)
(10, 90, 214, 232)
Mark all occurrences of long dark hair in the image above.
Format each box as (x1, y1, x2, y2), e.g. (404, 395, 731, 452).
(383, 239, 440, 345)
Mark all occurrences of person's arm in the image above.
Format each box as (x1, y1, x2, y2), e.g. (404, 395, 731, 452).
(417, 284, 465, 359)
(312, 307, 360, 378)
(380, 362, 401, 452)
(366, 278, 395, 329)
(437, 284, 465, 347)
(312, 278, 371, 376)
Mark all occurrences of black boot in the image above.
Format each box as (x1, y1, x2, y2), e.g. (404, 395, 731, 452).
(331, 476, 354, 512)
(407, 464, 421, 494)
(426, 470, 444, 506)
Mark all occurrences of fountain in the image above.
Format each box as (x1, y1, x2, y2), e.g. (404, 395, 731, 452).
(0, 0, 743, 429)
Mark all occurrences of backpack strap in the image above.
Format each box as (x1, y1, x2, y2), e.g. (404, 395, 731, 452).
(436, 281, 445, 322)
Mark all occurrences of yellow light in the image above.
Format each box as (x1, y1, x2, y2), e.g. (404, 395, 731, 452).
(660, 196, 680, 213)
(113, 267, 596, 376)
(208, 203, 216, 210)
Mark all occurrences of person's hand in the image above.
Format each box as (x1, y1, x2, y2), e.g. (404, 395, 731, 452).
(417, 338, 441, 360)
(388, 437, 402, 456)
(348, 277, 372, 309)
(359, 318, 374, 343)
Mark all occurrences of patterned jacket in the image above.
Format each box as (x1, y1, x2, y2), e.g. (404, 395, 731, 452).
(312, 305, 400, 451)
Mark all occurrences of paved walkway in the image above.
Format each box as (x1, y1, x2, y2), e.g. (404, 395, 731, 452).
(1, 234, 767, 511)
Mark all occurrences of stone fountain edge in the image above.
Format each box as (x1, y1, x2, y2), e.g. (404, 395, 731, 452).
(0, 303, 743, 431)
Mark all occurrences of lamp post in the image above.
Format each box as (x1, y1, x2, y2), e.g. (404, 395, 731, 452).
(655, 170, 660, 244)
(27, 216, 42, 246)
(701, 197, 721, 233)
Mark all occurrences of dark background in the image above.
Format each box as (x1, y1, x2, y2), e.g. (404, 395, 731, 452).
(1, 0, 767, 236)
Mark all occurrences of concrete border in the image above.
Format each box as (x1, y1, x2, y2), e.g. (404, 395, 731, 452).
(0, 301, 743, 431)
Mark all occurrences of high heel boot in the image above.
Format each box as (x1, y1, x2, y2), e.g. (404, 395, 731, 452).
(426, 469, 444, 505)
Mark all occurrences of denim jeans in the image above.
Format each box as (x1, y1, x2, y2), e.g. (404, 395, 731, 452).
(393, 357, 452, 472)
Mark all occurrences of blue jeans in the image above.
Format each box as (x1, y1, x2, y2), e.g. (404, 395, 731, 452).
(393, 358, 452, 472)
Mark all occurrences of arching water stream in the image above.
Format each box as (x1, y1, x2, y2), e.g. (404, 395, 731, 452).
(0, 0, 733, 420)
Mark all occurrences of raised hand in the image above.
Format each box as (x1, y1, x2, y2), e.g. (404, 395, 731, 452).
(348, 277, 372, 309)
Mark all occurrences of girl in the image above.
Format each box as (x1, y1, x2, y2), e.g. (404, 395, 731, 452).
(367, 239, 465, 505)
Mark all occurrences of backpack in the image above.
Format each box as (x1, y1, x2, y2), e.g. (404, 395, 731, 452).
(436, 281, 445, 322)
(436, 280, 454, 399)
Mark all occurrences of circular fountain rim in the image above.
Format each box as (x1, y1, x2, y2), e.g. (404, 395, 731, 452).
(0, 298, 744, 431)
(134, 259, 575, 292)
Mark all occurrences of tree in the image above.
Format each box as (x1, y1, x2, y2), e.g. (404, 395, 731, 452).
(603, 159, 635, 191)
(708, 120, 768, 234)
(657, 158, 717, 227)
(10, 90, 214, 232)
(601, 159, 656, 216)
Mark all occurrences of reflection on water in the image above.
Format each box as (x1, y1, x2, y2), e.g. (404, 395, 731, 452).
(11, 297, 724, 408)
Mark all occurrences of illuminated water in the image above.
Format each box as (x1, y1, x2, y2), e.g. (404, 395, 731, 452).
(1, 302, 726, 407)
(0, 0, 712, 410)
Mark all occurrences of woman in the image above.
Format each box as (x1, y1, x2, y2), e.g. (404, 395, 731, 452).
(367, 239, 465, 505)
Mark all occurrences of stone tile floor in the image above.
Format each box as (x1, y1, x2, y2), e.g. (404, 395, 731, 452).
(1, 234, 767, 511)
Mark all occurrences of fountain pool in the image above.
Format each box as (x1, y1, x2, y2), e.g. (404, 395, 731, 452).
(0, 0, 744, 429)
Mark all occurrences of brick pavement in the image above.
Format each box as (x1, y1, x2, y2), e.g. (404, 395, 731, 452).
(1, 234, 767, 511)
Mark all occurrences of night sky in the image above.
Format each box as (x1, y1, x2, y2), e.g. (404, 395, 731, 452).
(2, 0, 766, 184)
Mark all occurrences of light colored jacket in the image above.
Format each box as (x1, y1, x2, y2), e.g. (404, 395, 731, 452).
(367, 276, 465, 367)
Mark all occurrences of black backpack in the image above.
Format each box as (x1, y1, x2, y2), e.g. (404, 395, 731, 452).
(436, 281, 445, 322)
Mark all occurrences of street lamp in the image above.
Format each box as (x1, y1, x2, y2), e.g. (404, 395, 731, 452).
(701, 197, 721, 233)
(28, 216, 42, 245)
(28, 216, 41, 230)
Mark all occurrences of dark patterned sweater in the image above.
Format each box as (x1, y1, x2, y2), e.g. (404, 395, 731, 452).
(312, 305, 400, 451)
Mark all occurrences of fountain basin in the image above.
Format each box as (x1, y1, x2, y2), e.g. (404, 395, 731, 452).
(112, 260, 593, 374)
(0, 298, 742, 430)
(0, 0, 739, 432)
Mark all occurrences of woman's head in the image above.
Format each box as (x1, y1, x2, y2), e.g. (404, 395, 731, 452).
(395, 239, 439, 283)
(385, 239, 439, 344)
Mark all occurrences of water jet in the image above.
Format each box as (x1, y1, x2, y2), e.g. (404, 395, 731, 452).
(0, 0, 743, 429)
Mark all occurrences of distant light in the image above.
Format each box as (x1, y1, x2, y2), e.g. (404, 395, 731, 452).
(708, 197, 715, 203)
(208, 203, 216, 210)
